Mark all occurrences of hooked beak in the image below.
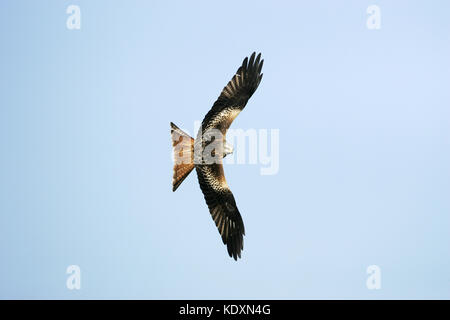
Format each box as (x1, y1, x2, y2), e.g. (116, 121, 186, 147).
(223, 141, 234, 156)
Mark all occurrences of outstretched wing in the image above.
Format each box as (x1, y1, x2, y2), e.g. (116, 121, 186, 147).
(196, 164, 245, 260)
(199, 52, 264, 135)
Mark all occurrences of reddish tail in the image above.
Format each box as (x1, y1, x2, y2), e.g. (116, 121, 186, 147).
(170, 122, 195, 191)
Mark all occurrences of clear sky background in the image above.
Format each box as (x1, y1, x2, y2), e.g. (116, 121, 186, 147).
(0, 1, 449, 299)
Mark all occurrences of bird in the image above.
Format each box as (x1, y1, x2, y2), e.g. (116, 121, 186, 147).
(170, 52, 264, 260)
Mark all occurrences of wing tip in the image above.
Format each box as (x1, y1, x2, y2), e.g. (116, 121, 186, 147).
(226, 231, 245, 261)
(242, 52, 264, 75)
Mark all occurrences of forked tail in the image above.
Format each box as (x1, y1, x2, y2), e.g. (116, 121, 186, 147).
(170, 122, 195, 191)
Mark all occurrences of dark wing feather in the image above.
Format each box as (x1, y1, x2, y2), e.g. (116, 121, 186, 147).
(198, 52, 264, 135)
(196, 165, 245, 260)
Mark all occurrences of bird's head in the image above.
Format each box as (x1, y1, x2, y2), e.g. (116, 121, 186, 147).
(223, 141, 234, 157)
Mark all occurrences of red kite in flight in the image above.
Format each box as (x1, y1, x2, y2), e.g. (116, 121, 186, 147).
(170, 52, 264, 260)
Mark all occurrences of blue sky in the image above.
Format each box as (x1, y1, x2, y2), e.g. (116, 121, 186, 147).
(0, 0, 449, 299)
